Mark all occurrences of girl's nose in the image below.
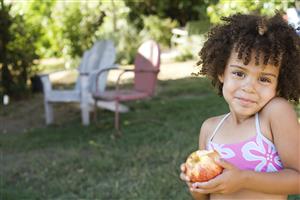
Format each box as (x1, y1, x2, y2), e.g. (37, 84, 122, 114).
(241, 78, 256, 93)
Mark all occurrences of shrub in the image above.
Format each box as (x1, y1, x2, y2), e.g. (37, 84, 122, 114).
(140, 15, 178, 49)
(0, 0, 38, 99)
(54, 1, 105, 59)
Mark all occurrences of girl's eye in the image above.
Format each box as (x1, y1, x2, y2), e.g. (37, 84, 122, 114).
(232, 71, 245, 78)
(259, 77, 271, 83)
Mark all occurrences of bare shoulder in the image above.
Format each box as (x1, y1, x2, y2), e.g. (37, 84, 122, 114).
(201, 115, 223, 133)
(199, 114, 227, 149)
(261, 97, 297, 120)
(260, 97, 299, 139)
(261, 99, 300, 170)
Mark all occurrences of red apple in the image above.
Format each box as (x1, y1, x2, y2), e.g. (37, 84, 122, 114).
(185, 150, 223, 182)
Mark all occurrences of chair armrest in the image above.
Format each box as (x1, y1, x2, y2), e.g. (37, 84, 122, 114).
(87, 64, 119, 84)
(94, 67, 122, 94)
(115, 68, 160, 92)
(80, 64, 119, 77)
(128, 68, 159, 73)
(39, 74, 52, 93)
(95, 65, 120, 77)
(39, 68, 79, 92)
(119, 68, 159, 80)
(94, 68, 160, 95)
(92, 64, 119, 74)
(79, 72, 89, 76)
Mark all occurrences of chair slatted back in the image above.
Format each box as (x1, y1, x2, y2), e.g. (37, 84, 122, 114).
(134, 40, 160, 96)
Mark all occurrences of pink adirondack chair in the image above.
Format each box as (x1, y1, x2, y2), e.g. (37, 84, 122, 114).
(92, 40, 160, 135)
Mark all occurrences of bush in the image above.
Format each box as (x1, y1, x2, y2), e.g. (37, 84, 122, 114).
(108, 25, 141, 65)
(140, 15, 178, 49)
(50, 1, 105, 60)
(0, 0, 38, 99)
(207, 0, 295, 24)
(186, 20, 211, 35)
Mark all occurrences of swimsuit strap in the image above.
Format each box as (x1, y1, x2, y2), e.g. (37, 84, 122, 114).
(255, 112, 263, 137)
(209, 113, 230, 142)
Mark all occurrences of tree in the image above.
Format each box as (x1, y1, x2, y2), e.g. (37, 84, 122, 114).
(125, 0, 213, 27)
(52, 1, 105, 59)
(0, 0, 13, 96)
(207, 0, 295, 24)
(0, 0, 38, 98)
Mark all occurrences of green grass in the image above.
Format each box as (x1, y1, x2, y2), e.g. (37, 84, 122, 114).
(0, 77, 299, 199)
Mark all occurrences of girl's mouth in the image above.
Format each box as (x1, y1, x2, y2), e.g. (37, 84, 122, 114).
(235, 97, 257, 106)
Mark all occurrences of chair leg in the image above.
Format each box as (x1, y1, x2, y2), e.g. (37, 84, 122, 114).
(114, 100, 122, 136)
(44, 101, 54, 125)
(93, 99, 98, 122)
(81, 102, 90, 126)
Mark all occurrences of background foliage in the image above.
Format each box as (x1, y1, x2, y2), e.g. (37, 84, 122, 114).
(0, 0, 295, 99)
(124, 0, 214, 26)
(207, 0, 295, 23)
(0, 0, 38, 98)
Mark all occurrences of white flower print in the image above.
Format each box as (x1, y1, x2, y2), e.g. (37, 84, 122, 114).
(241, 134, 283, 172)
(208, 142, 235, 159)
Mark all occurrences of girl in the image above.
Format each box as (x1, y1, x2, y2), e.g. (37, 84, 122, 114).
(180, 13, 300, 199)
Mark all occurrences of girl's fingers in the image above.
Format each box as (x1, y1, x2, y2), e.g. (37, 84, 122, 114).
(215, 158, 235, 170)
(180, 172, 190, 182)
(192, 177, 221, 189)
(190, 185, 223, 194)
(190, 187, 212, 194)
(180, 163, 186, 172)
(179, 163, 189, 181)
(180, 172, 185, 181)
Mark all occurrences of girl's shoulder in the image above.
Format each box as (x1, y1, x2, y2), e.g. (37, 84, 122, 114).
(260, 97, 298, 134)
(261, 97, 296, 119)
(202, 114, 226, 129)
(199, 114, 228, 147)
(201, 114, 227, 133)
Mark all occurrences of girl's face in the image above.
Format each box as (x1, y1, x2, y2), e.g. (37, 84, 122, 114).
(219, 50, 280, 117)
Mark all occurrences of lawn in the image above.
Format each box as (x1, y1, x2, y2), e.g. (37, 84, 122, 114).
(0, 77, 299, 199)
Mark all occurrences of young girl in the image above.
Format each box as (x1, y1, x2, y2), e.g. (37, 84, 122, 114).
(180, 13, 300, 199)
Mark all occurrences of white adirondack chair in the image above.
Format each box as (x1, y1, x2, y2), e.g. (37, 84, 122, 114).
(40, 40, 127, 125)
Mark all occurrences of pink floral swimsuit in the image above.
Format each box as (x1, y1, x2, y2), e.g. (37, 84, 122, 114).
(207, 113, 283, 172)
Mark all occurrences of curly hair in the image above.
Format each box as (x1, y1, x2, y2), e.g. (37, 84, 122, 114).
(197, 12, 300, 103)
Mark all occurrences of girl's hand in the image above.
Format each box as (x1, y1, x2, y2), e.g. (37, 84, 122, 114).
(180, 163, 210, 200)
(180, 163, 190, 182)
(180, 163, 193, 188)
(191, 158, 245, 194)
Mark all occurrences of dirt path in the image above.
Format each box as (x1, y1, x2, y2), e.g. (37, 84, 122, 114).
(49, 60, 199, 83)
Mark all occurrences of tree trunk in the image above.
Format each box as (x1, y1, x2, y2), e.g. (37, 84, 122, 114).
(1, 62, 12, 94)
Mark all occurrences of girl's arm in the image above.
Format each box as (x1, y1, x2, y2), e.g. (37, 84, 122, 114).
(180, 117, 218, 200)
(192, 98, 300, 195)
(241, 168, 299, 194)
(190, 118, 217, 199)
(192, 158, 299, 195)
(242, 98, 300, 194)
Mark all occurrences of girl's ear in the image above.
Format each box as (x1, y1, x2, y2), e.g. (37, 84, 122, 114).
(218, 74, 224, 83)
